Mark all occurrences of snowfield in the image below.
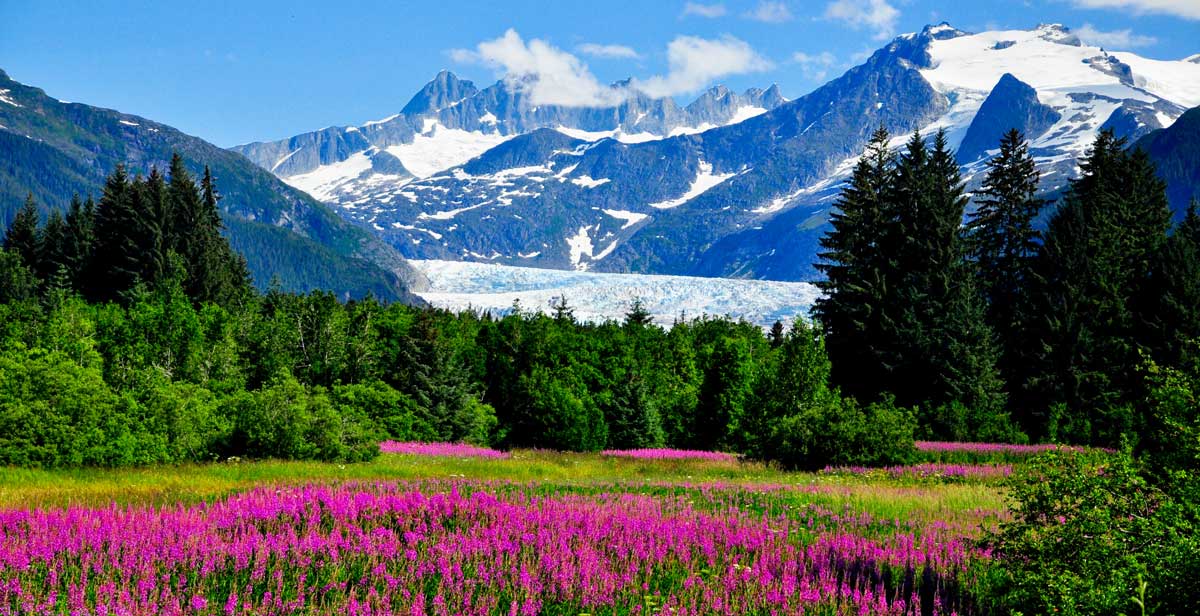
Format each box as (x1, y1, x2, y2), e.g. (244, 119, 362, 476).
(410, 260, 820, 328)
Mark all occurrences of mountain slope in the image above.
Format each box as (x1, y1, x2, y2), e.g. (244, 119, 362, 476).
(0, 69, 425, 301)
(231, 72, 788, 199)
(235, 23, 1200, 283)
(1136, 105, 1200, 219)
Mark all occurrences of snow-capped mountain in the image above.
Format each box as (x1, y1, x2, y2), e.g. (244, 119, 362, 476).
(232, 72, 786, 201)
(236, 23, 1200, 282)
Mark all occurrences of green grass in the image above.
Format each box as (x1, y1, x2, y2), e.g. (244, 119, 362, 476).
(0, 450, 1009, 526)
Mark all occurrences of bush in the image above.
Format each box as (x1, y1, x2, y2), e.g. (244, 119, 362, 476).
(227, 373, 381, 462)
(764, 395, 917, 470)
(0, 347, 168, 467)
(513, 366, 607, 451)
(332, 380, 433, 442)
(133, 376, 230, 462)
(985, 451, 1199, 616)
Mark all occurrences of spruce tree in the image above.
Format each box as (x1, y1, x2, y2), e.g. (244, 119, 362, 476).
(3, 193, 41, 271)
(1025, 131, 1172, 443)
(814, 126, 894, 399)
(91, 164, 141, 301)
(966, 129, 1045, 428)
(63, 195, 96, 291)
(138, 168, 170, 286)
(1140, 199, 1200, 367)
(191, 165, 251, 305)
(37, 209, 69, 285)
(896, 131, 1003, 420)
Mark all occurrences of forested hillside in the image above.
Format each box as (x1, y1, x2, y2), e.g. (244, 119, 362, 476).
(0, 69, 423, 301)
(3, 127, 1199, 470)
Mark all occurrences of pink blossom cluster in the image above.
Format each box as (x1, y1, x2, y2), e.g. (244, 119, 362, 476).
(600, 448, 739, 461)
(0, 481, 987, 615)
(822, 463, 1014, 481)
(915, 441, 1110, 456)
(379, 441, 509, 458)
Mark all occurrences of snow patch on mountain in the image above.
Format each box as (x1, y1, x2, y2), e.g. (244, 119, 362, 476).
(384, 122, 510, 178)
(410, 260, 820, 328)
(283, 152, 374, 201)
(648, 161, 736, 209)
(0, 89, 21, 107)
(603, 209, 649, 229)
(727, 105, 767, 124)
(570, 175, 610, 188)
(566, 226, 596, 270)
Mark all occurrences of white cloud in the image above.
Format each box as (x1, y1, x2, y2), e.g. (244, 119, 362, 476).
(1074, 23, 1158, 48)
(1070, 0, 1200, 20)
(577, 43, 642, 60)
(682, 2, 728, 18)
(823, 0, 900, 40)
(449, 29, 626, 107)
(744, 1, 794, 22)
(792, 50, 837, 81)
(633, 35, 774, 98)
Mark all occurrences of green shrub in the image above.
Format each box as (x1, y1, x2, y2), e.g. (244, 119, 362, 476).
(764, 395, 917, 470)
(0, 347, 167, 467)
(985, 451, 1199, 616)
(332, 380, 433, 442)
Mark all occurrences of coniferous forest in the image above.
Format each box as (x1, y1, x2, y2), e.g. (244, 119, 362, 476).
(3, 131, 1199, 465)
(2, 132, 1199, 615)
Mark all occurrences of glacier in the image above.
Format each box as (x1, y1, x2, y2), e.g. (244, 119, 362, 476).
(410, 260, 820, 328)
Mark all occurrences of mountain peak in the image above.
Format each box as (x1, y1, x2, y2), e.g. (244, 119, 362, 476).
(401, 70, 479, 116)
(1186, 53, 1200, 64)
(1034, 23, 1082, 46)
(922, 22, 968, 40)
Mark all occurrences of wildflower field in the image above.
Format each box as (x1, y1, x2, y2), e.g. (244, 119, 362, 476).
(0, 446, 1017, 615)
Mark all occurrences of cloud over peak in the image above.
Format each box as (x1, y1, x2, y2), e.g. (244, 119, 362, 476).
(1075, 23, 1158, 48)
(452, 30, 773, 105)
(822, 0, 900, 40)
(450, 29, 625, 107)
(634, 35, 774, 98)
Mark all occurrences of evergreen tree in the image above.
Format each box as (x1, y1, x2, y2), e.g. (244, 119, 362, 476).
(189, 165, 250, 305)
(137, 167, 170, 286)
(0, 248, 38, 302)
(624, 298, 653, 327)
(768, 320, 785, 348)
(3, 193, 41, 270)
(966, 129, 1045, 428)
(814, 126, 894, 399)
(1140, 199, 1200, 367)
(91, 165, 141, 301)
(1025, 131, 1172, 443)
(37, 209, 69, 286)
(63, 195, 96, 291)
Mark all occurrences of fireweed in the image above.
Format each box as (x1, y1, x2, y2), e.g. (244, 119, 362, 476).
(820, 463, 1014, 482)
(600, 448, 739, 462)
(379, 441, 510, 458)
(0, 481, 991, 615)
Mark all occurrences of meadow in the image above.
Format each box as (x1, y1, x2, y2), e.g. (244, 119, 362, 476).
(0, 444, 1020, 615)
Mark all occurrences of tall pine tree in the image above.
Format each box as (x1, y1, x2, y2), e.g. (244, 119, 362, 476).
(63, 195, 96, 291)
(966, 129, 1045, 430)
(814, 126, 894, 399)
(3, 193, 41, 270)
(1024, 130, 1172, 444)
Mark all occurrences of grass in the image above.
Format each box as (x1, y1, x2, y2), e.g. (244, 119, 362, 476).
(0, 450, 1009, 527)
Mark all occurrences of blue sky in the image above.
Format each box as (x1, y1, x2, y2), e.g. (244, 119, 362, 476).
(2, 0, 1197, 147)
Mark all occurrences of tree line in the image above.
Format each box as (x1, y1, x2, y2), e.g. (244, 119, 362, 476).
(816, 126, 1200, 448)
(1, 125, 1196, 468)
